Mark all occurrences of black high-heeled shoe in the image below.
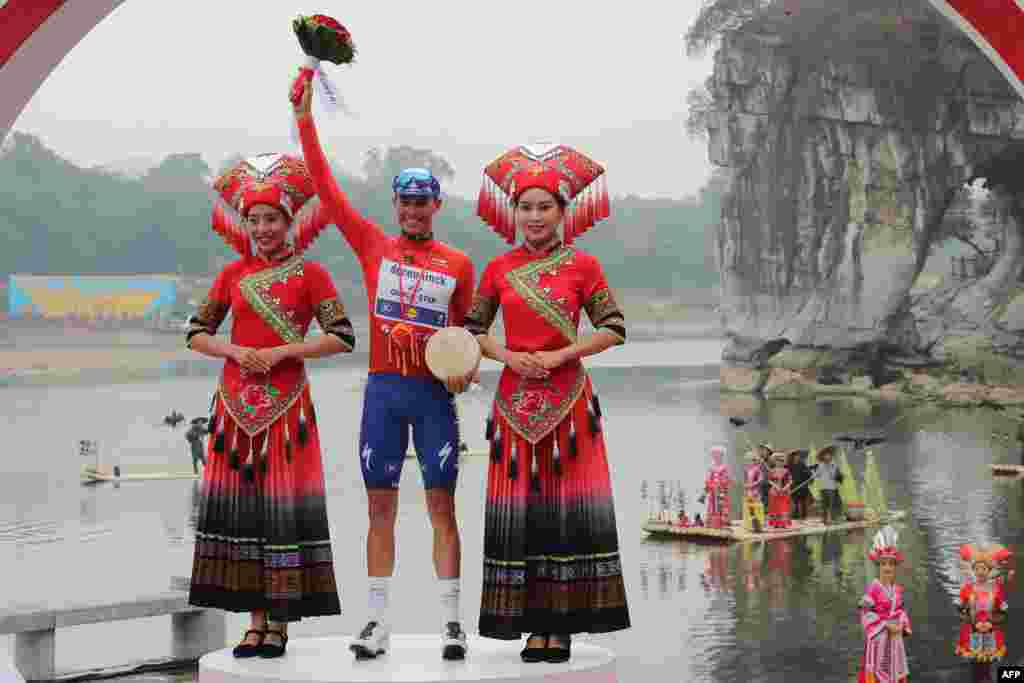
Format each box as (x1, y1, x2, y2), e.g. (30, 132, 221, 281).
(520, 633, 548, 663)
(232, 629, 266, 658)
(545, 634, 571, 663)
(259, 629, 289, 658)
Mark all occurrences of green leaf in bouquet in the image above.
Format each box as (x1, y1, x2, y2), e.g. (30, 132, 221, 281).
(313, 25, 356, 65)
(293, 16, 315, 56)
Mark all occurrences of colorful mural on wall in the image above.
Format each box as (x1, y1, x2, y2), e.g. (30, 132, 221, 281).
(7, 274, 177, 319)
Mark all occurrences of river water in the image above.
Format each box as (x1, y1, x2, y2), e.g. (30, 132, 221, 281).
(1, 337, 1022, 682)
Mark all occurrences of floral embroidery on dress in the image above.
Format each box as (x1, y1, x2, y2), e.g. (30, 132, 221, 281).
(220, 373, 308, 437)
(505, 247, 578, 344)
(496, 368, 586, 444)
(238, 256, 305, 344)
(239, 381, 280, 415)
(509, 379, 557, 426)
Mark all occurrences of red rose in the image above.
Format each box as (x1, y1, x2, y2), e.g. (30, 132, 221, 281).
(241, 385, 272, 410)
(515, 390, 547, 415)
(310, 14, 350, 38)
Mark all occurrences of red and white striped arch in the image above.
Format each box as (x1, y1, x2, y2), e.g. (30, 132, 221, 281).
(0, 0, 126, 141)
(926, 0, 1024, 100)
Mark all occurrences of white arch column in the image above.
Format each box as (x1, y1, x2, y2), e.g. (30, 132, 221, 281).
(0, 0, 127, 142)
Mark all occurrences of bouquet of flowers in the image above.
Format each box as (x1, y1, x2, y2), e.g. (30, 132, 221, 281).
(292, 14, 356, 116)
(293, 14, 356, 65)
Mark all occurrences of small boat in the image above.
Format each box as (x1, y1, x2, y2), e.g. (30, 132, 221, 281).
(81, 463, 199, 482)
(642, 509, 908, 544)
(990, 463, 1024, 476)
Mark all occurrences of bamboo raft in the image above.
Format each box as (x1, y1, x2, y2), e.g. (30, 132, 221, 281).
(642, 509, 907, 543)
(80, 447, 491, 483)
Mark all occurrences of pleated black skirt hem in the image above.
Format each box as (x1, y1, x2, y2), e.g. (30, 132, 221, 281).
(188, 589, 341, 623)
(479, 609, 631, 639)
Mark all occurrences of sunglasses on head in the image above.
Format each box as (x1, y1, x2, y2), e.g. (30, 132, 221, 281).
(392, 169, 440, 196)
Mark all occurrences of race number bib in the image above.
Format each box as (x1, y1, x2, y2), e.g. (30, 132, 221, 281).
(375, 258, 456, 329)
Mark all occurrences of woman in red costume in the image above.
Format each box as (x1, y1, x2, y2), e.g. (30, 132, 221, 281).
(766, 451, 793, 529)
(463, 144, 630, 663)
(956, 543, 1011, 682)
(857, 526, 911, 683)
(186, 153, 355, 659)
(702, 445, 732, 529)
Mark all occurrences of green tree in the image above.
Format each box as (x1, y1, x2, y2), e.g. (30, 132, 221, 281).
(362, 145, 456, 185)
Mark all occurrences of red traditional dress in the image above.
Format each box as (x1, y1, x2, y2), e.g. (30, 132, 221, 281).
(766, 458, 792, 529)
(703, 445, 732, 529)
(187, 154, 355, 623)
(465, 143, 629, 639)
(956, 544, 1010, 669)
(858, 527, 911, 683)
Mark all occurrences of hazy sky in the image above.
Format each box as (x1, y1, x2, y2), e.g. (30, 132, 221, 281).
(12, 1, 715, 200)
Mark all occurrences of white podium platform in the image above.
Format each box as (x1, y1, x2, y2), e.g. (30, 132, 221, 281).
(198, 634, 617, 683)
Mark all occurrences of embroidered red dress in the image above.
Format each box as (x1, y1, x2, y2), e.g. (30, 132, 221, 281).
(186, 250, 354, 622)
(955, 578, 1008, 663)
(464, 241, 630, 638)
(767, 466, 792, 529)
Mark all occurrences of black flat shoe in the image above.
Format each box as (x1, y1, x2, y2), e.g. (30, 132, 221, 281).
(259, 629, 288, 658)
(520, 633, 548, 663)
(232, 629, 266, 658)
(545, 634, 571, 663)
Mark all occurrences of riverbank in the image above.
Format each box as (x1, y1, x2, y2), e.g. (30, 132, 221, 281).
(721, 352, 1024, 415)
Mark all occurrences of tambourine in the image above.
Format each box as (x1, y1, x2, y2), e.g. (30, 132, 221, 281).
(424, 327, 481, 381)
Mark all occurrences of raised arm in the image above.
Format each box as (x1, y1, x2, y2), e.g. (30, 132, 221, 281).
(291, 71, 384, 261)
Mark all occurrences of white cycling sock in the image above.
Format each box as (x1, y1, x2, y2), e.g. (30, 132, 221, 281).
(368, 576, 391, 626)
(439, 577, 460, 627)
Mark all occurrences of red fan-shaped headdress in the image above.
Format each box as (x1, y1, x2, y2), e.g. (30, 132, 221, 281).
(476, 142, 610, 245)
(208, 153, 331, 257)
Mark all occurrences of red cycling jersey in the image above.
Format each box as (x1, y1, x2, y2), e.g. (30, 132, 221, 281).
(297, 113, 475, 378)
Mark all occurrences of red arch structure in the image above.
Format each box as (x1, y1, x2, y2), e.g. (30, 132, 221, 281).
(0, 1, 1022, 145)
(0, 0, 126, 142)
(927, 0, 1024, 101)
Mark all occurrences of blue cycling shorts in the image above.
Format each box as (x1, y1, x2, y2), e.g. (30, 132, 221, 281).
(358, 373, 460, 493)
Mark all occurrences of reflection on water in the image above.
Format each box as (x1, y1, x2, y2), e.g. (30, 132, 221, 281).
(2, 345, 1024, 682)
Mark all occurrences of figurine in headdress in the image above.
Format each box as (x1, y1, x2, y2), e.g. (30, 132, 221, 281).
(766, 450, 793, 529)
(703, 445, 733, 529)
(187, 152, 356, 658)
(742, 448, 766, 532)
(858, 526, 911, 683)
(956, 543, 1011, 681)
(462, 141, 627, 662)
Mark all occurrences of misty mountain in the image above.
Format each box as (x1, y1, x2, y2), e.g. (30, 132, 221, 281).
(0, 132, 722, 298)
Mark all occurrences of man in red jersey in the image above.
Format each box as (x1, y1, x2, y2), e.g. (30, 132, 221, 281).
(291, 74, 476, 661)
